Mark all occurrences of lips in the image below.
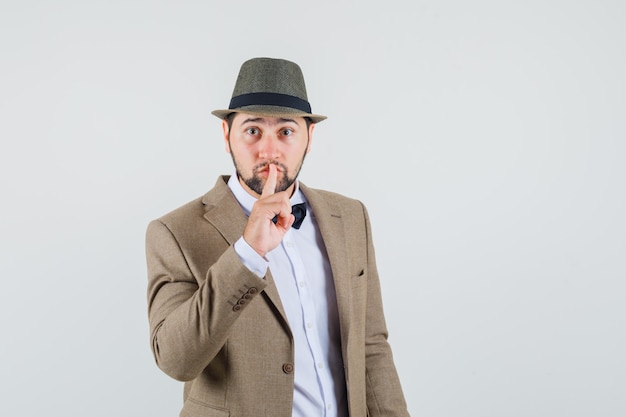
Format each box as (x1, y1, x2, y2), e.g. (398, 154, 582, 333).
(255, 162, 285, 174)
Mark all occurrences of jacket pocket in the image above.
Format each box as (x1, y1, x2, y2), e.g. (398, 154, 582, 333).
(180, 398, 229, 417)
(353, 267, 366, 279)
(350, 269, 368, 323)
(351, 268, 367, 287)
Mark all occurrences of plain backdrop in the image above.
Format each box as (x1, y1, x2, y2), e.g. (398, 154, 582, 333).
(1, 1, 624, 416)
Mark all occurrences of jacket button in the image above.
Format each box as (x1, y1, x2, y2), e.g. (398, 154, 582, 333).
(248, 287, 258, 295)
(237, 299, 246, 305)
(282, 363, 294, 374)
(233, 305, 241, 312)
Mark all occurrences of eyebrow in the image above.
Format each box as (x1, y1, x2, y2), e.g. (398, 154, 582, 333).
(240, 117, 298, 125)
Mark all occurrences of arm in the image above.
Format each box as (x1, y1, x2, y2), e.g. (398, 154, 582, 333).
(146, 169, 294, 382)
(362, 203, 411, 416)
(146, 219, 266, 381)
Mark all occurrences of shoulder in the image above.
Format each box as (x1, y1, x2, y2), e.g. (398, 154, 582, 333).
(155, 195, 205, 224)
(150, 176, 231, 228)
(301, 183, 363, 207)
(299, 183, 371, 226)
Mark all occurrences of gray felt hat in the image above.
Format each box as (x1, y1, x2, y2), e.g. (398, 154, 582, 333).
(211, 57, 327, 123)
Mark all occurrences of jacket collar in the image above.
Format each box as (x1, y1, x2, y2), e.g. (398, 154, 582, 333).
(201, 176, 248, 245)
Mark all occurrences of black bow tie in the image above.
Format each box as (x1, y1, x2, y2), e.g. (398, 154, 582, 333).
(272, 203, 307, 229)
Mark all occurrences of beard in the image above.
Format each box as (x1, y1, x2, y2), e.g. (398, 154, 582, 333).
(243, 160, 297, 195)
(227, 135, 309, 196)
(230, 154, 307, 196)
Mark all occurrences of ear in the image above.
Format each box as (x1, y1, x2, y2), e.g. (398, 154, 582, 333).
(222, 119, 231, 153)
(306, 122, 315, 154)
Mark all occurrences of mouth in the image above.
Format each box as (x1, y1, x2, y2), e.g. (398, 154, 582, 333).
(255, 162, 285, 175)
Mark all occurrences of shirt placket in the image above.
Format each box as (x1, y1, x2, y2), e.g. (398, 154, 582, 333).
(283, 231, 337, 417)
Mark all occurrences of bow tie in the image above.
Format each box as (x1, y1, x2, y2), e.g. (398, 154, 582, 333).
(272, 203, 307, 229)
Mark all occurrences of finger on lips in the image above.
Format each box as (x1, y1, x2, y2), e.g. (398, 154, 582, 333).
(261, 164, 277, 198)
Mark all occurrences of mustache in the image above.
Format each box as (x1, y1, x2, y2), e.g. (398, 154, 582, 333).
(253, 160, 288, 174)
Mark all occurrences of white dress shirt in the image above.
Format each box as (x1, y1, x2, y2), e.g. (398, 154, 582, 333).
(228, 174, 348, 417)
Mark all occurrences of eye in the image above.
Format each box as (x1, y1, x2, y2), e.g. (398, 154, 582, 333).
(280, 128, 294, 136)
(246, 127, 260, 136)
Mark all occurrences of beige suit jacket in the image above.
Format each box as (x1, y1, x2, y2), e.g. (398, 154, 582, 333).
(146, 176, 409, 417)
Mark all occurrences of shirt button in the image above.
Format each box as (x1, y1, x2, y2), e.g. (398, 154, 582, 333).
(298, 281, 305, 288)
(307, 322, 313, 329)
(317, 362, 324, 369)
(282, 363, 294, 374)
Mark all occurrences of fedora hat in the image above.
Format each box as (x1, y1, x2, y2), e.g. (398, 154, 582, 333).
(211, 57, 326, 123)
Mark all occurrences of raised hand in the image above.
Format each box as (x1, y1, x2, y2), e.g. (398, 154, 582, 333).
(242, 164, 295, 257)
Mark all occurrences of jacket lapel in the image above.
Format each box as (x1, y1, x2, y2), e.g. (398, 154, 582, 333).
(201, 177, 248, 244)
(300, 184, 353, 348)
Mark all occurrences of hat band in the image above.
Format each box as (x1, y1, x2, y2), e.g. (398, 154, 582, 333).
(229, 92, 312, 113)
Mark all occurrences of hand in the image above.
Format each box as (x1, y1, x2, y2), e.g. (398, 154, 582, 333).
(243, 164, 295, 257)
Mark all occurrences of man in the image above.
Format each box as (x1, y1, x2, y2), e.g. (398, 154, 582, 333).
(146, 57, 410, 417)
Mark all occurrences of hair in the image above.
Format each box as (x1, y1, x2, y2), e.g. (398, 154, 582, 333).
(225, 112, 236, 129)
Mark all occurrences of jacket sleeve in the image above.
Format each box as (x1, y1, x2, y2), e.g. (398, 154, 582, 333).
(361, 203, 411, 417)
(145, 219, 267, 381)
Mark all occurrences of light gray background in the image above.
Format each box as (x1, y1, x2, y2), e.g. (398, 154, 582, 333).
(1, 1, 624, 416)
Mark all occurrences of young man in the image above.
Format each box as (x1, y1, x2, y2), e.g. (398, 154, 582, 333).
(146, 57, 410, 417)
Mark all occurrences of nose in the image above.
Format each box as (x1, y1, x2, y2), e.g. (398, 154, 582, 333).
(258, 133, 281, 160)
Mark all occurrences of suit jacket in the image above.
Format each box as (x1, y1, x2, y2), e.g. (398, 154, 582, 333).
(146, 176, 409, 417)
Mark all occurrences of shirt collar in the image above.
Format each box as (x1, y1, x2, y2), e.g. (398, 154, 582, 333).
(227, 172, 306, 216)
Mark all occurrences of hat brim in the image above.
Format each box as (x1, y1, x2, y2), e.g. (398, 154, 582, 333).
(212, 105, 326, 124)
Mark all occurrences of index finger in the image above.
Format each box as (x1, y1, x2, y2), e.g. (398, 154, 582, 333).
(261, 164, 277, 198)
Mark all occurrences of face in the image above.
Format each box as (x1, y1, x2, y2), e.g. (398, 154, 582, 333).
(223, 113, 315, 197)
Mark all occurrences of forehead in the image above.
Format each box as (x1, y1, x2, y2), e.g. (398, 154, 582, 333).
(232, 113, 305, 126)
